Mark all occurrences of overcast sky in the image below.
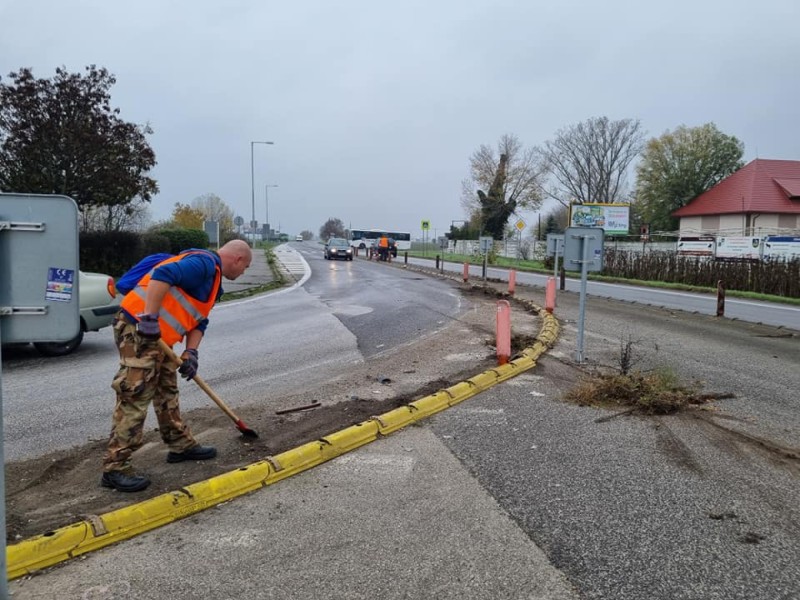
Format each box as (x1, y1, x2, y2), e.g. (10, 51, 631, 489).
(2, 1, 798, 238)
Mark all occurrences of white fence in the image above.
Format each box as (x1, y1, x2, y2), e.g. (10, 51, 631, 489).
(444, 239, 676, 260)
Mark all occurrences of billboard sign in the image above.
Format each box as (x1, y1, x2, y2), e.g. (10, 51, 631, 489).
(677, 236, 716, 257)
(715, 236, 762, 260)
(763, 236, 800, 261)
(569, 203, 630, 235)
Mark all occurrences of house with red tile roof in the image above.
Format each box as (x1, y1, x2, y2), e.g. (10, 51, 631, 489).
(672, 159, 800, 237)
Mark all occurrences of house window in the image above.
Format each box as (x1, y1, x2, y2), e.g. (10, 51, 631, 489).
(701, 215, 720, 233)
(778, 214, 798, 230)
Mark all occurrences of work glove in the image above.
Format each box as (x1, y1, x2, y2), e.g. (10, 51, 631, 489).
(136, 313, 161, 339)
(178, 348, 199, 380)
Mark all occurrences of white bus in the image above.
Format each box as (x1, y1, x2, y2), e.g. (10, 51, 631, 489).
(349, 228, 412, 253)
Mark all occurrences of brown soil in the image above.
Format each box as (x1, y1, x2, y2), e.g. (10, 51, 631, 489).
(6, 276, 543, 542)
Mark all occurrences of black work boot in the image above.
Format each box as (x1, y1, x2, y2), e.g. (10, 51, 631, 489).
(101, 470, 151, 493)
(166, 445, 217, 463)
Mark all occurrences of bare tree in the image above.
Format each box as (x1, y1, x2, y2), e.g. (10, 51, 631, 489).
(191, 193, 235, 234)
(543, 116, 645, 206)
(319, 217, 346, 240)
(461, 134, 547, 222)
(80, 197, 152, 232)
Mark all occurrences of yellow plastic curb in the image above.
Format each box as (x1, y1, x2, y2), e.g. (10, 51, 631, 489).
(7, 300, 560, 580)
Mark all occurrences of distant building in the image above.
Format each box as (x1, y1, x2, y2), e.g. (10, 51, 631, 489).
(672, 159, 800, 237)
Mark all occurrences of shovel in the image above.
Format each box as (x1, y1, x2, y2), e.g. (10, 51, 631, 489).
(158, 339, 259, 438)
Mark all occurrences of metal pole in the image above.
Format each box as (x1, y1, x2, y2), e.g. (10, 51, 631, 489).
(554, 243, 559, 279)
(0, 334, 7, 598)
(265, 184, 278, 241)
(249, 141, 275, 248)
(250, 142, 255, 248)
(576, 234, 591, 364)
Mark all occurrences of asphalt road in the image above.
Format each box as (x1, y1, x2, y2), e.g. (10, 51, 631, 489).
(1, 248, 464, 461)
(406, 255, 800, 330)
(432, 283, 800, 600)
(6, 249, 799, 599)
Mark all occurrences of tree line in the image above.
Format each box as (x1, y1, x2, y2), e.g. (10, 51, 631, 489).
(0, 65, 241, 242)
(0, 65, 745, 246)
(458, 121, 743, 241)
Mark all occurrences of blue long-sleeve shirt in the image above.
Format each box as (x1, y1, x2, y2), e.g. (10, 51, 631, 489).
(123, 249, 224, 333)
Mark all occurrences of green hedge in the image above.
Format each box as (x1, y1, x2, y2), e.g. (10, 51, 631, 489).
(79, 228, 209, 277)
(156, 228, 210, 254)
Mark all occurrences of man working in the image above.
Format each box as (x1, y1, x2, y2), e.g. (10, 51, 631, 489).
(101, 239, 253, 492)
(378, 233, 390, 261)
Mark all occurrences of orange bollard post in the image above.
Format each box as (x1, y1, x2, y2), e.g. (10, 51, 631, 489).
(463, 262, 469, 282)
(496, 300, 511, 365)
(508, 269, 516, 295)
(545, 276, 556, 313)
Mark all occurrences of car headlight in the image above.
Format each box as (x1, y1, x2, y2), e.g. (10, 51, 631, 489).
(346, 248, 352, 254)
(331, 248, 337, 253)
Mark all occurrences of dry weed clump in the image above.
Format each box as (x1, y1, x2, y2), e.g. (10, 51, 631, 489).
(565, 368, 729, 415)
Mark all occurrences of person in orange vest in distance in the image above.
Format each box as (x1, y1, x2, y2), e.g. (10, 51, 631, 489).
(378, 232, 390, 261)
(100, 240, 252, 493)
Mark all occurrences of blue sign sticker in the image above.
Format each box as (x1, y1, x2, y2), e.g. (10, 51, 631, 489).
(46, 268, 75, 302)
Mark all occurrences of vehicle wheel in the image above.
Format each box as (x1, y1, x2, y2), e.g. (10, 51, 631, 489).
(34, 329, 84, 356)
(348, 256, 353, 261)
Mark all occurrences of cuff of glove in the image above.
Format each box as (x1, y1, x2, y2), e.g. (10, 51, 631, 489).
(182, 348, 198, 359)
(136, 313, 160, 322)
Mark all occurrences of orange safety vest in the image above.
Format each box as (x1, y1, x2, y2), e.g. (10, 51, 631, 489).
(120, 251, 221, 346)
(379, 236, 389, 248)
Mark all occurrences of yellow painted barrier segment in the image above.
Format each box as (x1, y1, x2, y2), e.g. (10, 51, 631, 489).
(320, 420, 380, 455)
(407, 391, 451, 419)
(371, 406, 417, 435)
(7, 295, 560, 581)
(443, 381, 477, 405)
(467, 371, 499, 392)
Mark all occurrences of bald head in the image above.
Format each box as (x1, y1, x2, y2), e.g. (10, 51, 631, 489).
(218, 240, 252, 280)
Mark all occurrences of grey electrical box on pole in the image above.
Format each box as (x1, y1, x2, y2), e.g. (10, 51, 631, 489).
(0, 193, 80, 596)
(563, 227, 605, 363)
(203, 220, 219, 248)
(545, 233, 564, 257)
(1, 193, 81, 343)
(546, 233, 565, 278)
(479, 236, 493, 280)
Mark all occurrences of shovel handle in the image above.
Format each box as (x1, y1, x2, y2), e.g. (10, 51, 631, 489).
(157, 339, 241, 423)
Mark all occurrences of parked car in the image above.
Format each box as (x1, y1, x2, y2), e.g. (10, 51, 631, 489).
(295, 234, 304, 241)
(324, 238, 353, 261)
(33, 270, 120, 356)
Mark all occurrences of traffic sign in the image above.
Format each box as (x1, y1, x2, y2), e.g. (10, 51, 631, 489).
(515, 219, 526, 232)
(421, 220, 430, 230)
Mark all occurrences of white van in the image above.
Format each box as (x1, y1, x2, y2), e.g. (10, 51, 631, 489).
(295, 234, 304, 241)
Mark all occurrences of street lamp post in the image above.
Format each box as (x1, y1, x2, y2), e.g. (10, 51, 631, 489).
(250, 140, 274, 248)
(265, 184, 278, 241)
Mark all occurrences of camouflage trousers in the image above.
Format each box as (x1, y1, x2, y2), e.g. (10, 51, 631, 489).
(103, 315, 196, 472)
